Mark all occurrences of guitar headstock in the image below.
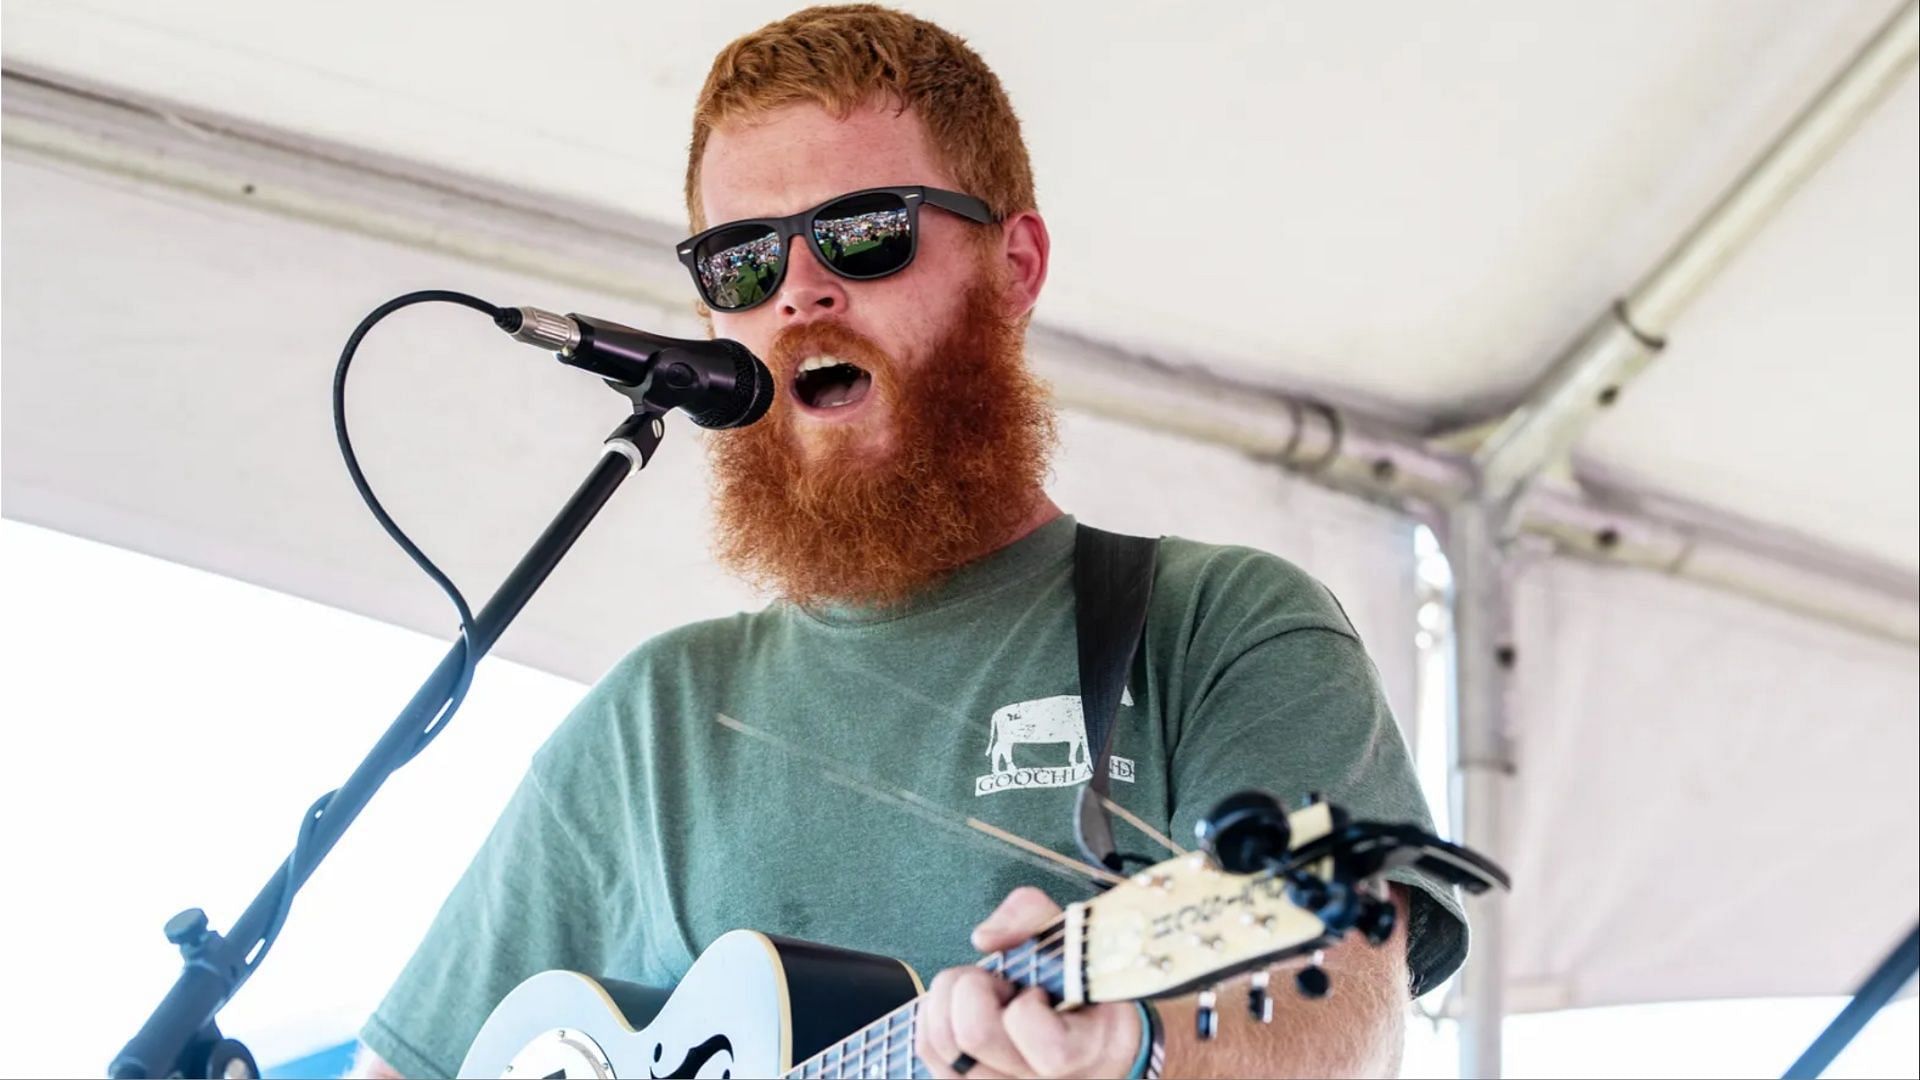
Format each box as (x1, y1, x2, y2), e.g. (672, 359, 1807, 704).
(1057, 792, 1507, 1033)
(1066, 800, 1339, 1006)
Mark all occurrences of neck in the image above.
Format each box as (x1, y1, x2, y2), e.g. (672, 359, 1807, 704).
(997, 491, 1063, 553)
(783, 928, 1070, 1079)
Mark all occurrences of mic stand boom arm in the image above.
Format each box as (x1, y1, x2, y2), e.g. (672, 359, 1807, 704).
(109, 406, 669, 1079)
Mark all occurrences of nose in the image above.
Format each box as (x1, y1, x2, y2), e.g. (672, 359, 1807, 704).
(775, 238, 849, 323)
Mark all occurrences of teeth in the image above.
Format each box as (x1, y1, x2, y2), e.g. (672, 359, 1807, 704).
(798, 355, 849, 374)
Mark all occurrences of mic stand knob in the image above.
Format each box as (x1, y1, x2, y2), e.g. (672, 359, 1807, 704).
(165, 908, 212, 952)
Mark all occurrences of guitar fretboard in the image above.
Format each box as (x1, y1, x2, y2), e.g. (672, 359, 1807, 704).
(784, 932, 1070, 1079)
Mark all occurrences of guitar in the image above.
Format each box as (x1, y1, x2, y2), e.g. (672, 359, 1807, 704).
(459, 791, 1507, 1078)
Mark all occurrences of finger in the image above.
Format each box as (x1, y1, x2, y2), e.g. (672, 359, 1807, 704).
(949, 969, 1030, 1076)
(972, 885, 1064, 951)
(1003, 988, 1138, 1078)
(917, 968, 962, 1074)
(1000, 985, 1077, 1076)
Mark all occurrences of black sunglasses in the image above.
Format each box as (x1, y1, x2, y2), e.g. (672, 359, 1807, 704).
(677, 186, 996, 313)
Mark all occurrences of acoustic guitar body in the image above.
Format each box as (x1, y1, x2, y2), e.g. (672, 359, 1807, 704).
(459, 929, 921, 1078)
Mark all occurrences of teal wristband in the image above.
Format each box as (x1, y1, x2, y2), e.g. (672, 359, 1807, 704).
(1126, 1001, 1161, 1079)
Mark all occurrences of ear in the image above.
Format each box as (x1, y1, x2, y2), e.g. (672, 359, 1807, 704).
(995, 209, 1050, 320)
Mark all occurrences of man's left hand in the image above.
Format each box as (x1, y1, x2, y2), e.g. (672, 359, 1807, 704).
(915, 887, 1142, 1079)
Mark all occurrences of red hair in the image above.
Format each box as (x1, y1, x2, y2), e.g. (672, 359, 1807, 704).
(685, 5, 1036, 233)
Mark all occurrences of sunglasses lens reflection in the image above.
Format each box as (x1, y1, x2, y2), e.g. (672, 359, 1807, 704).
(813, 192, 914, 279)
(695, 225, 785, 311)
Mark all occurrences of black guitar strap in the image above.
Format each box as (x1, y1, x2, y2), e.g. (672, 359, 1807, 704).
(1071, 523, 1160, 876)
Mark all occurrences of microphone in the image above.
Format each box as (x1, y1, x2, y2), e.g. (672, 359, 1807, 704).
(497, 307, 774, 429)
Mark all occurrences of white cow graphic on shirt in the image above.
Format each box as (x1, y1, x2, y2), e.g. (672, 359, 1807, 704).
(985, 695, 1089, 774)
(974, 688, 1135, 797)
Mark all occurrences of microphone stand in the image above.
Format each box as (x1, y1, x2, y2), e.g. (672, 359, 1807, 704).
(109, 404, 670, 1079)
(1783, 921, 1920, 1079)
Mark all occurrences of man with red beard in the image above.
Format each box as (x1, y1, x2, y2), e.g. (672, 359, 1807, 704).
(358, 7, 1464, 1079)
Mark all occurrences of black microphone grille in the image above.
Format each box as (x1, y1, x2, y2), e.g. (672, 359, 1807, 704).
(687, 339, 775, 430)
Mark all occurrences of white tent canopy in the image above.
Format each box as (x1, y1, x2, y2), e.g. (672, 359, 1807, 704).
(3, 1, 1916, 1074)
(6, 0, 1916, 565)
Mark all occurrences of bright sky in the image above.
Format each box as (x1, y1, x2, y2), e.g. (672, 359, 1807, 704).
(0, 517, 1912, 1078)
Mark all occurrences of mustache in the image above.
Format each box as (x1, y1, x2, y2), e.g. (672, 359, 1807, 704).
(767, 319, 896, 380)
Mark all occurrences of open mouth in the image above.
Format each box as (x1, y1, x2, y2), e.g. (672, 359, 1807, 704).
(793, 355, 873, 412)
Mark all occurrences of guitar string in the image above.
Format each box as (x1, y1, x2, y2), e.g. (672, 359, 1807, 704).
(793, 938, 1071, 1067)
(788, 934, 1075, 1078)
(967, 815, 1127, 886)
(815, 945, 1337, 1079)
(781, 903, 1076, 1074)
(714, 712, 1120, 887)
(799, 905, 1356, 1076)
(688, 720, 1341, 1074)
(795, 884, 1326, 1075)
(711, 711, 1168, 1076)
(1098, 793, 1186, 856)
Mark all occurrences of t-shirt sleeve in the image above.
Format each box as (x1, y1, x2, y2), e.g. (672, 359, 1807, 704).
(1163, 563, 1468, 997)
(358, 763, 618, 1078)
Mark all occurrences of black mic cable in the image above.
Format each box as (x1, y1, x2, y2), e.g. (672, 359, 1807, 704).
(111, 289, 771, 1078)
(251, 290, 772, 982)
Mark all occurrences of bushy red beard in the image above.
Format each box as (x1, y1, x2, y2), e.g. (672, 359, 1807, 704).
(707, 281, 1057, 610)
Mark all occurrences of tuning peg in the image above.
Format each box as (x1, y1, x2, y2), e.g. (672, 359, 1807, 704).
(1295, 960, 1332, 1000)
(1248, 970, 1274, 1023)
(1286, 872, 1333, 916)
(1195, 791, 1292, 874)
(1358, 895, 1397, 946)
(1195, 986, 1219, 1040)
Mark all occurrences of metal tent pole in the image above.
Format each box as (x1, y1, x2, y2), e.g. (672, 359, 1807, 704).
(1443, 6, 1917, 1074)
(1445, 502, 1516, 1080)
(1624, 0, 1919, 336)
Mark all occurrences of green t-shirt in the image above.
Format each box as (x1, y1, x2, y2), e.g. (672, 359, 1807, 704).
(361, 515, 1465, 1077)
